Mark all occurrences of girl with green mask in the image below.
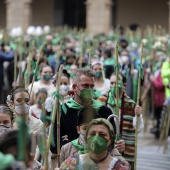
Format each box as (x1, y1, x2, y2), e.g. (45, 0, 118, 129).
(29, 88, 48, 119)
(60, 118, 130, 170)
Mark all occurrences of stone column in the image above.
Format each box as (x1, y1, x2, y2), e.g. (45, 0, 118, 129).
(86, 0, 112, 34)
(168, 0, 170, 35)
(6, 0, 32, 31)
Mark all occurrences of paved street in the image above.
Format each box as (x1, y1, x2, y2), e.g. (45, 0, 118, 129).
(137, 122, 170, 170)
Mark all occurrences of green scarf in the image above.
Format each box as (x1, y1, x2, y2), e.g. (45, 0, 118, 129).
(104, 58, 115, 65)
(107, 91, 122, 115)
(107, 91, 122, 108)
(71, 139, 88, 154)
(65, 98, 104, 114)
(0, 153, 14, 170)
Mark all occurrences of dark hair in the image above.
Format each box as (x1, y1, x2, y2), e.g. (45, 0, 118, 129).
(77, 107, 100, 126)
(0, 130, 31, 160)
(35, 88, 48, 98)
(110, 72, 127, 84)
(119, 39, 128, 45)
(10, 86, 30, 102)
(104, 49, 112, 58)
(0, 105, 14, 121)
(62, 69, 70, 80)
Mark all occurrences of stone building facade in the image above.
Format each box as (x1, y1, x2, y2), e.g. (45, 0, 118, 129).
(0, 0, 169, 34)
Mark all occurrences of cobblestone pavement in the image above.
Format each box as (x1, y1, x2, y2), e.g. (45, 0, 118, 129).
(137, 122, 170, 170)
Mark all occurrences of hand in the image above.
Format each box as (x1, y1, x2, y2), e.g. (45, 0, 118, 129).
(115, 139, 125, 152)
(135, 106, 142, 115)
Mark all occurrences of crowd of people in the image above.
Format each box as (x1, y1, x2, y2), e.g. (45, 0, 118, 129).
(0, 25, 169, 169)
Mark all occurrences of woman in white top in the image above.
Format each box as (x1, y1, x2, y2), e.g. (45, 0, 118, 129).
(7, 86, 52, 169)
(92, 62, 110, 96)
(28, 65, 55, 104)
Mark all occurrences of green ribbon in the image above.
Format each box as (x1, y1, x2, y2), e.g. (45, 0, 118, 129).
(52, 91, 63, 100)
(16, 117, 29, 161)
(114, 64, 121, 71)
(33, 62, 39, 78)
(71, 139, 88, 154)
(0, 153, 15, 170)
(52, 91, 67, 116)
(139, 64, 144, 79)
(132, 77, 138, 102)
(38, 134, 45, 155)
(104, 58, 115, 65)
(107, 91, 122, 108)
(93, 89, 102, 99)
(24, 70, 28, 78)
(65, 98, 104, 114)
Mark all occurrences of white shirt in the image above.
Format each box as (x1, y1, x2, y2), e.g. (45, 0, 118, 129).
(28, 80, 56, 103)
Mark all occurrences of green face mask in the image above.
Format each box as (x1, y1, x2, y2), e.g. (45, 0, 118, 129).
(78, 87, 94, 102)
(95, 71, 102, 79)
(70, 72, 75, 78)
(37, 100, 43, 106)
(43, 74, 52, 81)
(87, 135, 108, 154)
(110, 82, 123, 97)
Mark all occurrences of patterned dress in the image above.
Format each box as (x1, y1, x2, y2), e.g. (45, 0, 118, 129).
(121, 93, 136, 170)
(60, 153, 130, 170)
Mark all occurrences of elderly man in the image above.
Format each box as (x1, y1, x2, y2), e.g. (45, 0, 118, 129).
(51, 68, 125, 155)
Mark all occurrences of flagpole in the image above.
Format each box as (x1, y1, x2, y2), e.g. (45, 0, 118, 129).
(134, 42, 143, 170)
(115, 44, 119, 118)
(14, 51, 17, 88)
(29, 45, 43, 97)
(43, 65, 64, 169)
(79, 34, 83, 68)
(25, 41, 34, 89)
(88, 49, 92, 69)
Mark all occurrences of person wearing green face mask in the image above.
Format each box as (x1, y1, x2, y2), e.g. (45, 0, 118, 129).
(60, 118, 130, 170)
(51, 68, 119, 157)
(28, 65, 55, 104)
(52, 68, 126, 167)
(92, 62, 110, 96)
(29, 88, 48, 119)
(60, 107, 99, 164)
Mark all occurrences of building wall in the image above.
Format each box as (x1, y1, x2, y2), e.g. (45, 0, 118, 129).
(0, 0, 6, 29)
(117, 0, 168, 30)
(31, 0, 54, 26)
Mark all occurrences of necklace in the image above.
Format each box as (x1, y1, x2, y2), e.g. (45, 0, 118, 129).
(89, 153, 108, 164)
